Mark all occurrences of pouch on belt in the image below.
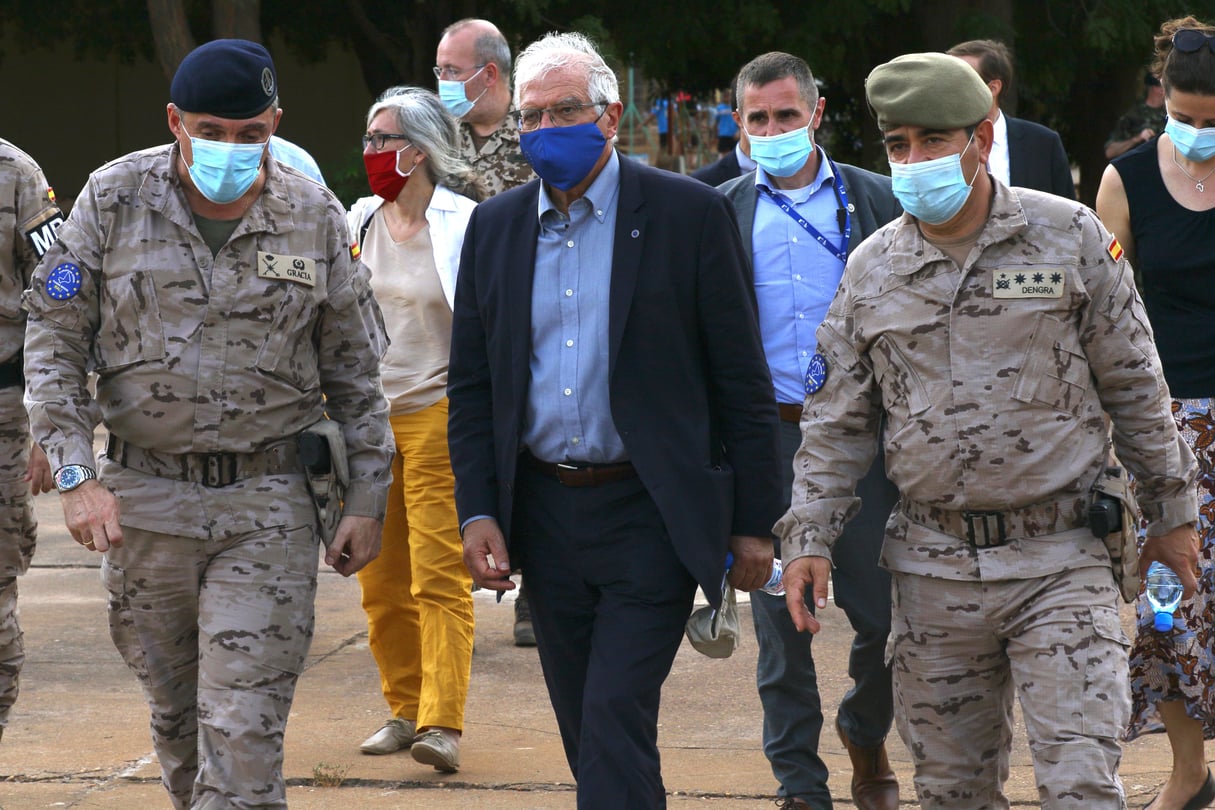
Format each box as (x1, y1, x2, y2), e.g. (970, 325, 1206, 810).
(1089, 465, 1139, 603)
(299, 419, 349, 548)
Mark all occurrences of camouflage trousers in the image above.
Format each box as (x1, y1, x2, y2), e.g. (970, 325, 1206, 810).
(0, 386, 37, 731)
(889, 565, 1130, 809)
(101, 476, 319, 810)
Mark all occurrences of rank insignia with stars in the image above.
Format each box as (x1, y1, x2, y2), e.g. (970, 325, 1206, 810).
(804, 352, 829, 395)
(993, 268, 1064, 299)
(45, 262, 82, 301)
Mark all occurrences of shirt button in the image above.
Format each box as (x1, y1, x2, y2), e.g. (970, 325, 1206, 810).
(792, 236, 799, 243)
(596, 210, 603, 217)
(566, 339, 574, 347)
(566, 240, 575, 248)
(564, 388, 572, 396)
(565, 289, 574, 297)
(571, 436, 581, 445)
(794, 274, 801, 280)
(797, 313, 805, 319)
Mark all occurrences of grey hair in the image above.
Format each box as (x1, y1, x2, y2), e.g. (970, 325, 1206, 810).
(367, 86, 487, 202)
(442, 18, 512, 77)
(513, 32, 620, 108)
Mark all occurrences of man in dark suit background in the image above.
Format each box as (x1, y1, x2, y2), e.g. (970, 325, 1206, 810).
(717, 51, 902, 810)
(949, 39, 1076, 199)
(447, 31, 784, 810)
(691, 127, 751, 185)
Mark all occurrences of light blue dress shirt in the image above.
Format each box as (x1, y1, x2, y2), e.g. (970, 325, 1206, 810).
(751, 147, 845, 405)
(521, 151, 626, 464)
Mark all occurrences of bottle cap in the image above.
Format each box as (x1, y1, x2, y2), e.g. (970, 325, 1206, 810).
(1154, 611, 1174, 632)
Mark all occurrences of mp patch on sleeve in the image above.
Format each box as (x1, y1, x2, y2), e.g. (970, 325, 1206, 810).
(21, 207, 65, 259)
(45, 262, 82, 301)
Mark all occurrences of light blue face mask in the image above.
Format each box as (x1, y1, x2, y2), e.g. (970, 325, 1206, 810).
(438, 65, 488, 119)
(748, 125, 815, 177)
(182, 124, 267, 204)
(1165, 117, 1215, 163)
(888, 134, 980, 225)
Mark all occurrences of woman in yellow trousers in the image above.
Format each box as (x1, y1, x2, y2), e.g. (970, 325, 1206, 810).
(347, 85, 485, 772)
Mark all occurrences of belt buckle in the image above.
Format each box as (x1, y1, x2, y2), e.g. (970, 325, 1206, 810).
(555, 462, 585, 486)
(201, 453, 238, 488)
(963, 510, 1006, 548)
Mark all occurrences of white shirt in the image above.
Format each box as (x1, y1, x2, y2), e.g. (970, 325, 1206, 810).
(987, 111, 1010, 186)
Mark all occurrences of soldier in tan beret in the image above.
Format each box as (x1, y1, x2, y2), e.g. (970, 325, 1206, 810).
(774, 51, 1201, 808)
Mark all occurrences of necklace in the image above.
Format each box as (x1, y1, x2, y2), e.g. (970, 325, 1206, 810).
(1171, 145, 1215, 192)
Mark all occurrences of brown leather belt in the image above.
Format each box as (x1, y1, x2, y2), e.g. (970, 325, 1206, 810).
(778, 403, 802, 424)
(520, 451, 637, 488)
(901, 496, 1089, 548)
(105, 434, 301, 488)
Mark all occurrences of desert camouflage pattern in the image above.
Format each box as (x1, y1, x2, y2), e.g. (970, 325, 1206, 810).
(21, 144, 390, 806)
(0, 139, 59, 732)
(776, 181, 1198, 572)
(890, 566, 1130, 808)
(457, 118, 535, 196)
(1106, 101, 1166, 148)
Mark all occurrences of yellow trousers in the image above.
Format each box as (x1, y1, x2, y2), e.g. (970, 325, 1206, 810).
(357, 399, 474, 730)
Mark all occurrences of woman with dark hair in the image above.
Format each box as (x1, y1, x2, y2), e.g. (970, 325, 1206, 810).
(1096, 16, 1215, 810)
(346, 86, 485, 773)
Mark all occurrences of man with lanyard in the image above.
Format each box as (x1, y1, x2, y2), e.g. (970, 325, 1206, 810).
(718, 52, 901, 810)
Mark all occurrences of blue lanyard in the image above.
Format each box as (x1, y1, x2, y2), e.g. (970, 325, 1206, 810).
(758, 157, 852, 263)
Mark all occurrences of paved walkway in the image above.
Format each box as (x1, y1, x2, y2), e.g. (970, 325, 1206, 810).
(0, 491, 1183, 808)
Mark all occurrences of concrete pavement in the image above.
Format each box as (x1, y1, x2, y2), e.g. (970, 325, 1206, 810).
(0, 489, 1183, 808)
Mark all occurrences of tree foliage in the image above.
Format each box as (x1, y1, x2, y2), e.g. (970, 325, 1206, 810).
(3, 0, 1212, 201)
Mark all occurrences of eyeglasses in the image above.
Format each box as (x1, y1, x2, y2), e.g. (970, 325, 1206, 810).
(432, 63, 486, 81)
(1173, 29, 1215, 54)
(509, 102, 607, 132)
(362, 133, 411, 151)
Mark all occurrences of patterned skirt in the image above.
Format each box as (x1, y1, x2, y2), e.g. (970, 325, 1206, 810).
(1125, 397, 1215, 741)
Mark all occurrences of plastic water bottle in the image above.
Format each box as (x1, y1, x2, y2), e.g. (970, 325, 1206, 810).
(724, 553, 785, 596)
(1145, 561, 1183, 632)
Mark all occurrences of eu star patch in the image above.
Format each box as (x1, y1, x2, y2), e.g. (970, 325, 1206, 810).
(45, 262, 82, 301)
(804, 352, 829, 395)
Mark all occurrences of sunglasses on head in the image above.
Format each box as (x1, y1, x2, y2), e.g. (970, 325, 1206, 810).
(1173, 28, 1215, 54)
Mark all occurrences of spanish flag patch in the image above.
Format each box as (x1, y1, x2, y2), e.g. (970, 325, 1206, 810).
(350, 241, 361, 260)
(47, 187, 56, 203)
(1107, 236, 1123, 262)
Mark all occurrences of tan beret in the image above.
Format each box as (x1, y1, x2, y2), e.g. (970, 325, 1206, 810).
(865, 52, 992, 130)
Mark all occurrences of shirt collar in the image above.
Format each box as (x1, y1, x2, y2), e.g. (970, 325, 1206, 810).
(753, 144, 833, 197)
(736, 143, 757, 173)
(537, 148, 620, 224)
(992, 110, 1007, 145)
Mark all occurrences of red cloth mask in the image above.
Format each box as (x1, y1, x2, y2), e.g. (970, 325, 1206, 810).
(364, 148, 414, 201)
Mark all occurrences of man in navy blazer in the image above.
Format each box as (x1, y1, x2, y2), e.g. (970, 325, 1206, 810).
(717, 51, 902, 810)
(949, 40, 1075, 199)
(447, 31, 783, 810)
(691, 128, 753, 186)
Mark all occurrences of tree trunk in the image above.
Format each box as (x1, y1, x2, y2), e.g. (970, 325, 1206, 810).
(147, 0, 196, 80)
(213, 0, 262, 42)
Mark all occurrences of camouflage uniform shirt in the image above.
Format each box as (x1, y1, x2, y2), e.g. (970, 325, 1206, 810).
(457, 118, 535, 196)
(22, 145, 391, 536)
(1105, 101, 1167, 149)
(776, 181, 1198, 580)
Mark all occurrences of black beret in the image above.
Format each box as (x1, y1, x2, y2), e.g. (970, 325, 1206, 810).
(171, 39, 277, 119)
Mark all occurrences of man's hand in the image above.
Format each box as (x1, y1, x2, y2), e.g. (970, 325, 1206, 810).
(1140, 522, 1201, 598)
(463, 518, 514, 592)
(325, 515, 382, 576)
(727, 534, 775, 592)
(783, 555, 832, 634)
(25, 444, 53, 495)
(60, 479, 123, 552)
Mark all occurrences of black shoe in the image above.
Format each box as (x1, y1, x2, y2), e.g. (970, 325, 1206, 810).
(1144, 769, 1215, 810)
(513, 583, 536, 647)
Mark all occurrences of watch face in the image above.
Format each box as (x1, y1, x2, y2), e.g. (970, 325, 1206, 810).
(55, 465, 93, 491)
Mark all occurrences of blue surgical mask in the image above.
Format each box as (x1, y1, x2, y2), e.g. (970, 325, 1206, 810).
(1165, 117, 1215, 163)
(438, 65, 488, 119)
(519, 122, 607, 191)
(748, 126, 814, 177)
(889, 135, 980, 225)
(182, 125, 267, 204)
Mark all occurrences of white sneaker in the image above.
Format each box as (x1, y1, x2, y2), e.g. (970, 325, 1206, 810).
(410, 728, 460, 772)
(359, 717, 416, 755)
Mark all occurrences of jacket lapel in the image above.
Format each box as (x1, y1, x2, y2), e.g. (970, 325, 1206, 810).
(608, 155, 645, 375)
(506, 183, 542, 398)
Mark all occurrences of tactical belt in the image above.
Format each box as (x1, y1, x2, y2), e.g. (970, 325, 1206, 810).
(0, 356, 23, 389)
(520, 451, 637, 488)
(105, 435, 300, 488)
(901, 496, 1089, 548)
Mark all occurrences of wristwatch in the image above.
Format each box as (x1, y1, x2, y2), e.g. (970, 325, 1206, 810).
(54, 464, 97, 492)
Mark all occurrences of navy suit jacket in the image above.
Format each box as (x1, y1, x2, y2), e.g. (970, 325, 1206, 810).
(691, 151, 742, 187)
(1007, 116, 1075, 199)
(447, 153, 784, 606)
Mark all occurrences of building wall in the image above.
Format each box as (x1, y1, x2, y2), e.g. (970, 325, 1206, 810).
(0, 32, 375, 208)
